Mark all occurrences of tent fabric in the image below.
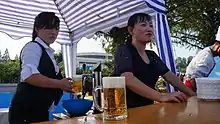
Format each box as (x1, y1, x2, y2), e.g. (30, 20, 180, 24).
(0, 0, 176, 92)
(0, 0, 70, 43)
(148, 0, 176, 92)
(0, 0, 152, 44)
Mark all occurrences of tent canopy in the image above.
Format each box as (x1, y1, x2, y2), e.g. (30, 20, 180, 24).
(0, 0, 154, 44)
(0, 0, 177, 92)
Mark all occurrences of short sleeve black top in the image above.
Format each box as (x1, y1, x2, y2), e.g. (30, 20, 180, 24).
(114, 43, 169, 108)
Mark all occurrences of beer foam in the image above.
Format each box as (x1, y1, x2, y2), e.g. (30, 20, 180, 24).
(102, 77, 125, 88)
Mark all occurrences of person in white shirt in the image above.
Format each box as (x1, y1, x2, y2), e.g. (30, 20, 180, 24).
(9, 12, 73, 123)
(184, 26, 220, 91)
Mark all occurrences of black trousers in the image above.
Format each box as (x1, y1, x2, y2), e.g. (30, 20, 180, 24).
(8, 104, 49, 124)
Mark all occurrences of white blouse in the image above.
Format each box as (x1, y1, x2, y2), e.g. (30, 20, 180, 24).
(20, 37, 59, 82)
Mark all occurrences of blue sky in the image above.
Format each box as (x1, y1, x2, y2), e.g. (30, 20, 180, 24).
(0, 32, 197, 59)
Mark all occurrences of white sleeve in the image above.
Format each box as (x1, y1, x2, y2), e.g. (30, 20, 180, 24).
(192, 54, 214, 78)
(20, 42, 42, 82)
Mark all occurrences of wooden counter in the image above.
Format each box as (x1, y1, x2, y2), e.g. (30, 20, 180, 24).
(36, 97, 220, 124)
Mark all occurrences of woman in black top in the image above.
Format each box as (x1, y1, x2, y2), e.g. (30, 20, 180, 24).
(9, 12, 73, 123)
(114, 13, 195, 108)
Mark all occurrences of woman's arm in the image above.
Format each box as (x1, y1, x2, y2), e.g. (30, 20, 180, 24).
(147, 51, 195, 96)
(25, 74, 72, 92)
(162, 71, 196, 96)
(122, 72, 186, 102)
(122, 72, 163, 102)
(25, 74, 61, 88)
(122, 72, 188, 103)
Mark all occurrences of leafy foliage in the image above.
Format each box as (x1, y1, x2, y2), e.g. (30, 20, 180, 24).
(0, 49, 20, 83)
(0, 60, 20, 83)
(94, 27, 129, 55)
(175, 57, 187, 73)
(102, 60, 114, 77)
(0, 50, 70, 83)
(2, 48, 10, 61)
(14, 54, 19, 60)
(166, 0, 220, 49)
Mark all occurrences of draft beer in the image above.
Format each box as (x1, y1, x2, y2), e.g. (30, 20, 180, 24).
(71, 80, 82, 93)
(93, 77, 127, 120)
(71, 75, 82, 93)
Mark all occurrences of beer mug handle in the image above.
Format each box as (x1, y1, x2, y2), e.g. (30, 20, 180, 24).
(92, 86, 104, 112)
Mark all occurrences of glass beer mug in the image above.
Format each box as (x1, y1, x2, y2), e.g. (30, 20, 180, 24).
(93, 77, 127, 120)
(71, 75, 82, 93)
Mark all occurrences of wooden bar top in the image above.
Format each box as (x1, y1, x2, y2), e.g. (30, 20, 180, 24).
(37, 97, 220, 124)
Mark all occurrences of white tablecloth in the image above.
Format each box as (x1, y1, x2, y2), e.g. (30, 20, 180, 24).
(0, 108, 9, 124)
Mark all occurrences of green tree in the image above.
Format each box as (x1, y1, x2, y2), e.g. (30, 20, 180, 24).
(175, 57, 187, 73)
(54, 51, 63, 63)
(7, 60, 20, 83)
(102, 60, 114, 77)
(76, 67, 83, 75)
(58, 61, 65, 76)
(0, 60, 20, 83)
(2, 48, 10, 61)
(166, 0, 220, 49)
(0, 49, 20, 83)
(14, 54, 19, 60)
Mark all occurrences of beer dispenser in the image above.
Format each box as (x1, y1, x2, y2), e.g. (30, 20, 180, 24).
(92, 63, 103, 114)
(81, 63, 103, 114)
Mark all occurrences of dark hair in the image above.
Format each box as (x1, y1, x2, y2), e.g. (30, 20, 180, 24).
(128, 13, 152, 27)
(126, 13, 152, 44)
(32, 12, 60, 41)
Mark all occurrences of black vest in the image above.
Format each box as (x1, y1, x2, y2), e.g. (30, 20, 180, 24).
(11, 41, 63, 111)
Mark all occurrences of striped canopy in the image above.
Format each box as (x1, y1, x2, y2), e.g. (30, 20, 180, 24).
(0, 0, 153, 43)
(0, 0, 176, 92)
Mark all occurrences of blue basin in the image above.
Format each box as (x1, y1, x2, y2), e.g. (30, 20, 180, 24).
(62, 99, 93, 117)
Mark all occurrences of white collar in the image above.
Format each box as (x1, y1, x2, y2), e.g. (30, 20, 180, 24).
(34, 37, 55, 53)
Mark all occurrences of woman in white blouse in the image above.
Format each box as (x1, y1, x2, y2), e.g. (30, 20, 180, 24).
(9, 12, 73, 124)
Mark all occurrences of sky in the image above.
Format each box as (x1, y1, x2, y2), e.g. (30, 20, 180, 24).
(0, 32, 197, 60)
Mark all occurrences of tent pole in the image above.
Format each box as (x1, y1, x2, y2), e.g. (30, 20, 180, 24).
(72, 42, 77, 76)
(69, 31, 77, 76)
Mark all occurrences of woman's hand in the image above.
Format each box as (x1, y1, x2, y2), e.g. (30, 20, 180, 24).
(162, 71, 196, 97)
(159, 92, 187, 103)
(57, 78, 73, 92)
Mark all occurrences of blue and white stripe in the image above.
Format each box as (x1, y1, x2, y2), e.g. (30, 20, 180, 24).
(145, 0, 166, 14)
(146, 0, 177, 92)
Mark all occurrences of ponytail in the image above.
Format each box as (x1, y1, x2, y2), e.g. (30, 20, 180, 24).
(32, 27, 37, 41)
